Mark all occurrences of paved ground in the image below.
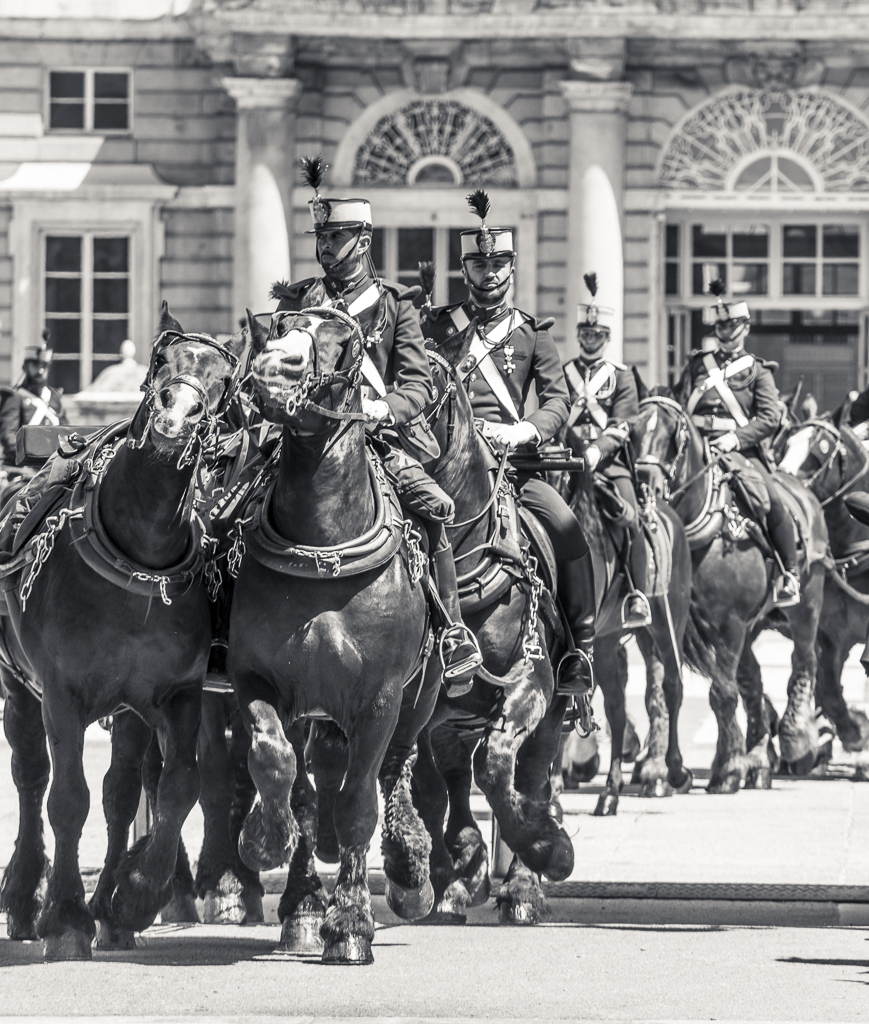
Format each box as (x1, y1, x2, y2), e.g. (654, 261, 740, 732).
(1, 635, 869, 1020)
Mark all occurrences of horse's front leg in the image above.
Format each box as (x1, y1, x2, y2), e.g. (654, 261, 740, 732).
(111, 689, 202, 933)
(817, 621, 869, 753)
(227, 705, 263, 919)
(306, 720, 347, 865)
(780, 566, 824, 774)
(707, 615, 748, 794)
(594, 634, 627, 815)
(90, 709, 152, 948)
(0, 676, 50, 940)
(37, 688, 93, 960)
(634, 618, 677, 798)
(736, 636, 773, 790)
(278, 720, 328, 953)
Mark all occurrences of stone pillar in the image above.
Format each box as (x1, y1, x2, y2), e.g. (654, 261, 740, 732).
(560, 80, 633, 363)
(222, 77, 303, 321)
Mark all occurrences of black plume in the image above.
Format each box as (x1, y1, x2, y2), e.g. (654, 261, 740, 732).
(418, 261, 435, 296)
(41, 328, 51, 343)
(466, 189, 490, 222)
(300, 155, 327, 191)
(270, 279, 291, 300)
(583, 272, 598, 298)
(708, 278, 726, 297)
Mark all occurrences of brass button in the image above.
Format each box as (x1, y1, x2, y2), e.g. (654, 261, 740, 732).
(447, 326, 455, 335)
(468, 390, 475, 399)
(470, 372, 477, 382)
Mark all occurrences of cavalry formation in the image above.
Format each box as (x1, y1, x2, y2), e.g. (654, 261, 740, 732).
(1, 164, 869, 967)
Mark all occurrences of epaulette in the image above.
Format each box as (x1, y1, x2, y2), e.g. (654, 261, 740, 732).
(610, 359, 628, 371)
(515, 308, 556, 333)
(427, 302, 462, 323)
(758, 357, 779, 374)
(270, 277, 317, 301)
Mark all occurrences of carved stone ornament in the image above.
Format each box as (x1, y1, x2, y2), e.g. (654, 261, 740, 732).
(353, 99, 517, 186)
(659, 88, 869, 193)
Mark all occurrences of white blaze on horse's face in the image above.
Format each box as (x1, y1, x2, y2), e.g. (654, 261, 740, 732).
(780, 426, 815, 477)
(152, 380, 206, 439)
(644, 407, 658, 436)
(252, 328, 315, 386)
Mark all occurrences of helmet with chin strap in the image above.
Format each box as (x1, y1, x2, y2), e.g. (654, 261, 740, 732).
(701, 278, 750, 326)
(460, 190, 516, 260)
(24, 328, 53, 365)
(576, 272, 613, 357)
(301, 155, 372, 234)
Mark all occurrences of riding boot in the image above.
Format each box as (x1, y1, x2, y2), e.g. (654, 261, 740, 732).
(556, 549, 596, 697)
(621, 533, 652, 630)
(428, 525, 483, 698)
(768, 511, 800, 609)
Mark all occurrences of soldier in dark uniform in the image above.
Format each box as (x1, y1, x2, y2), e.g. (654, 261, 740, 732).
(0, 331, 67, 470)
(271, 157, 483, 692)
(422, 190, 595, 695)
(564, 273, 651, 629)
(675, 282, 800, 608)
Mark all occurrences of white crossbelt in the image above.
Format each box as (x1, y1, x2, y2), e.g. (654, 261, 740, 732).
(686, 352, 753, 428)
(564, 361, 610, 430)
(24, 386, 60, 427)
(317, 279, 386, 397)
(448, 306, 524, 423)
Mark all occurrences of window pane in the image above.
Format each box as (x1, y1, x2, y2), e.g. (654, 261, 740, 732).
(665, 224, 680, 259)
(665, 262, 679, 296)
(449, 228, 464, 266)
(93, 319, 129, 355)
(46, 236, 81, 273)
(397, 228, 433, 272)
(45, 278, 81, 313)
(370, 228, 385, 275)
(50, 71, 84, 99)
(823, 263, 859, 295)
(732, 264, 768, 295)
(94, 72, 128, 99)
(93, 103, 128, 131)
(692, 262, 725, 295)
(732, 227, 768, 259)
(691, 225, 726, 258)
(50, 359, 80, 394)
(93, 279, 128, 314)
(44, 318, 80, 355)
(448, 277, 466, 305)
(823, 225, 860, 259)
(93, 237, 128, 273)
(783, 225, 817, 258)
(783, 263, 816, 295)
(49, 103, 84, 130)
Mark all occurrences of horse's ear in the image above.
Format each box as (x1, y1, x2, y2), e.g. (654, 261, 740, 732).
(802, 393, 819, 421)
(246, 309, 268, 352)
(223, 326, 248, 362)
(833, 391, 856, 428)
(631, 365, 649, 401)
(158, 300, 183, 337)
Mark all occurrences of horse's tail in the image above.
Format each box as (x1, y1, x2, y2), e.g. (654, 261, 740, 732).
(682, 598, 721, 682)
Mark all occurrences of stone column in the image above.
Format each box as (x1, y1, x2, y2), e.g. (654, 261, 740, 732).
(559, 80, 633, 362)
(222, 77, 303, 321)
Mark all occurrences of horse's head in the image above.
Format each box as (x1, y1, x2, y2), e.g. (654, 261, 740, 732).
(422, 331, 479, 469)
(136, 302, 244, 459)
(778, 418, 867, 505)
(632, 391, 689, 502)
(246, 306, 363, 429)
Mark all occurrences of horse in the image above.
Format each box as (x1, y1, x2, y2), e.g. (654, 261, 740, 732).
(229, 305, 441, 965)
(778, 412, 869, 755)
(562, 441, 694, 814)
(0, 304, 244, 958)
(409, 341, 575, 926)
(634, 390, 828, 789)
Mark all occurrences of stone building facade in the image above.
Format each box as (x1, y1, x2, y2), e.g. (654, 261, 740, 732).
(3, 0, 869, 412)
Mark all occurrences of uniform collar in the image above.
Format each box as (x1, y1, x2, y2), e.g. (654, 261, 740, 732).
(464, 299, 511, 326)
(21, 379, 46, 397)
(323, 268, 371, 300)
(716, 346, 747, 366)
(579, 354, 607, 371)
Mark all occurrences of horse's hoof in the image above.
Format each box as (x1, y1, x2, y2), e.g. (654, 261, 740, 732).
(670, 767, 694, 794)
(43, 930, 93, 961)
(321, 935, 374, 965)
(6, 917, 38, 941)
(243, 889, 264, 924)
(784, 750, 816, 777)
(541, 832, 574, 882)
(564, 752, 600, 787)
(707, 774, 741, 794)
(452, 828, 490, 907)
(238, 800, 293, 873)
(385, 877, 435, 922)
(622, 722, 642, 763)
(593, 791, 619, 816)
(201, 890, 245, 926)
(498, 900, 538, 926)
(425, 879, 469, 924)
(640, 778, 674, 799)
(160, 892, 199, 925)
(745, 767, 772, 790)
(280, 903, 325, 953)
(94, 920, 135, 950)
(842, 708, 869, 753)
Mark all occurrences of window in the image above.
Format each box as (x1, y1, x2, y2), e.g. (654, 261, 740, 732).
(664, 224, 680, 296)
(371, 227, 478, 305)
(44, 234, 130, 393)
(48, 70, 130, 132)
(783, 224, 860, 297)
(690, 223, 770, 297)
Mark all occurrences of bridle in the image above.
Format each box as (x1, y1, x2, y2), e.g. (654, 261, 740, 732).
(635, 395, 690, 501)
(128, 329, 242, 469)
(786, 418, 869, 507)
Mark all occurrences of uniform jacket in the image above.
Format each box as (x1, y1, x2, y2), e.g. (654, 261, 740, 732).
(564, 356, 638, 476)
(0, 383, 67, 464)
(675, 348, 780, 454)
(422, 302, 570, 444)
(273, 274, 433, 428)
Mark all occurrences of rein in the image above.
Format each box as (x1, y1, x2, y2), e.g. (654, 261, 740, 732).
(790, 419, 869, 507)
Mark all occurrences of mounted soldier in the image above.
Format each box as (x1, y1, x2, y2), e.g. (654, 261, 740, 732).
(0, 331, 67, 470)
(421, 190, 595, 695)
(675, 280, 800, 608)
(563, 273, 651, 630)
(271, 157, 482, 692)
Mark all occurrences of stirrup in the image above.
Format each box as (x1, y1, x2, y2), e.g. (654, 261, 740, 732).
(772, 571, 800, 609)
(438, 624, 483, 688)
(556, 648, 594, 697)
(621, 590, 652, 629)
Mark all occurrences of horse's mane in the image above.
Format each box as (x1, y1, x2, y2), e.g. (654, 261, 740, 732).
(569, 464, 607, 555)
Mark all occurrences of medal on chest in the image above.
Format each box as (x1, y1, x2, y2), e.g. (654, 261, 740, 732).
(503, 345, 516, 376)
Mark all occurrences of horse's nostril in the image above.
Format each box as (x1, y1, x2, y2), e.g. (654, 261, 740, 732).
(160, 388, 173, 407)
(187, 401, 203, 418)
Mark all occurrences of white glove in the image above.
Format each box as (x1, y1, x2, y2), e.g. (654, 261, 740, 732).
(711, 431, 739, 453)
(483, 420, 540, 449)
(362, 397, 392, 428)
(585, 444, 602, 471)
